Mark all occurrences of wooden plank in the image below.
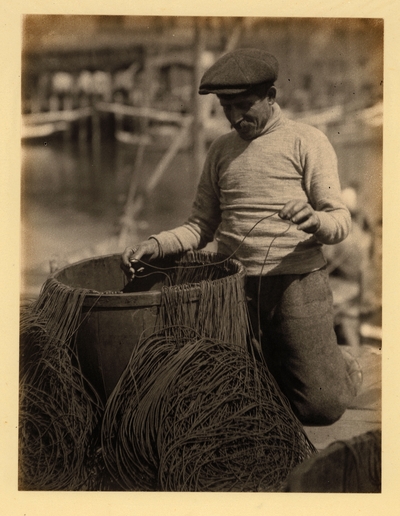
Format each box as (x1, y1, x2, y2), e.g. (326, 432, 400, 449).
(305, 412, 380, 451)
(23, 107, 92, 125)
(21, 121, 69, 139)
(96, 101, 191, 125)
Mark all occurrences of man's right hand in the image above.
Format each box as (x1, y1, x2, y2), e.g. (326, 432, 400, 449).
(120, 238, 160, 280)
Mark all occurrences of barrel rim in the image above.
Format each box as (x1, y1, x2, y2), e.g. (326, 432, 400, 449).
(50, 251, 246, 308)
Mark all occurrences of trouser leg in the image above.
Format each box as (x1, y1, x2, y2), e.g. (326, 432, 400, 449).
(246, 269, 358, 426)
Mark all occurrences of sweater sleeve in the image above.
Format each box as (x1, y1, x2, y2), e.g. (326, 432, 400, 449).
(150, 142, 222, 256)
(302, 128, 351, 245)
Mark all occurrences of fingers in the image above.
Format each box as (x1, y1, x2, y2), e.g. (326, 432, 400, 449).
(279, 201, 320, 233)
(120, 247, 138, 279)
(128, 247, 147, 279)
(291, 205, 313, 224)
(297, 215, 320, 233)
(120, 239, 160, 280)
(279, 200, 308, 221)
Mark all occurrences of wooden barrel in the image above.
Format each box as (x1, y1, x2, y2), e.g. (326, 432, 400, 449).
(52, 252, 247, 401)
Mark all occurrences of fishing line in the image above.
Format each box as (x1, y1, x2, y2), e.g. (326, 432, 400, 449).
(19, 282, 106, 490)
(127, 211, 291, 278)
(255, 221, 292, 346)
(100, 326, 316, 492)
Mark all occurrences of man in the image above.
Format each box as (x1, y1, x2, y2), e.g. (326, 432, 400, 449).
(120, 48, 361, 426)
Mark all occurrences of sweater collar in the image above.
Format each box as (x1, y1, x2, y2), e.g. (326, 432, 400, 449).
(256, 102, 283, 138)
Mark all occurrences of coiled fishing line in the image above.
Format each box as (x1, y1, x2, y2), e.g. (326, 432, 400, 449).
(100, 326, 316, 491)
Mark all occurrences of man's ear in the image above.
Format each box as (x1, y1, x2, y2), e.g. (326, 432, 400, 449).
(267, 87, 277, 103)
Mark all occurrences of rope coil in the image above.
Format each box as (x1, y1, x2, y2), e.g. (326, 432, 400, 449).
(19, 284, 104, 490)
(101, 327, 316, 491)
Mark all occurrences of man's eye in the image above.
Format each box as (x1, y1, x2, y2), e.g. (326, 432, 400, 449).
(234, 103, 251, 111)
(221, 101, 253, 112)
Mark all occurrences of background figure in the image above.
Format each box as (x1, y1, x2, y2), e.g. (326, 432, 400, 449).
(324, 186, 374, 353)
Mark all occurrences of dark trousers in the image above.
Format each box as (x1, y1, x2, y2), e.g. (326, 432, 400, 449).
(246, 268, 357, 426)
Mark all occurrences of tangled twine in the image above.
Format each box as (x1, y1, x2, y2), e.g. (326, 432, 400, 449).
(19, 281, 105, 490)
(101, 327, 316, 492)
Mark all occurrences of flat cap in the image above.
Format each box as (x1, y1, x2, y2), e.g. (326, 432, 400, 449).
(199, 48, 279, 95)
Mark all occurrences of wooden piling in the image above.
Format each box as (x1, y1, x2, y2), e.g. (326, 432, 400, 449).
(192, 18, 207, 179)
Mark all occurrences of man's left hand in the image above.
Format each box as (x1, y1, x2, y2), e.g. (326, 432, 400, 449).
(279, 200, 321, 234)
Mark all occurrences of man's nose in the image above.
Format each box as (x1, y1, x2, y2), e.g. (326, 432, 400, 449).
(230, 106, 244, 125)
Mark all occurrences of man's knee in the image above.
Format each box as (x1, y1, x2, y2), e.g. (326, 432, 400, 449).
(283, 346, 363, 427)
(293, 385, 356, 426)
(295, 397, 348, 426)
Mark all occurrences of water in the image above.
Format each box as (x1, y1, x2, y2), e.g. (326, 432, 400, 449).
(21, 135, 198, 297)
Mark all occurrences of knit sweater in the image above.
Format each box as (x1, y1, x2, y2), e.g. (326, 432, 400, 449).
(152, 103, 351, 275)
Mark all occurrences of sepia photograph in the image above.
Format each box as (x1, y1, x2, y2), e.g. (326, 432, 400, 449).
(18, 15, 383, 494)
(2, 0, 400, 512)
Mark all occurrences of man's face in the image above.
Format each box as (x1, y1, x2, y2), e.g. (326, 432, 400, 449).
(218, 90, 275, 140)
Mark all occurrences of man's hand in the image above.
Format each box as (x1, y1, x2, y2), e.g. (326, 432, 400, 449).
(279, 200, 321, 234)
(120, 239, 160, 280)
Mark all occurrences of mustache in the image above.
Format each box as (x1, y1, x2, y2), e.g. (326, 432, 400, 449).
(232, 119, 252, 131)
